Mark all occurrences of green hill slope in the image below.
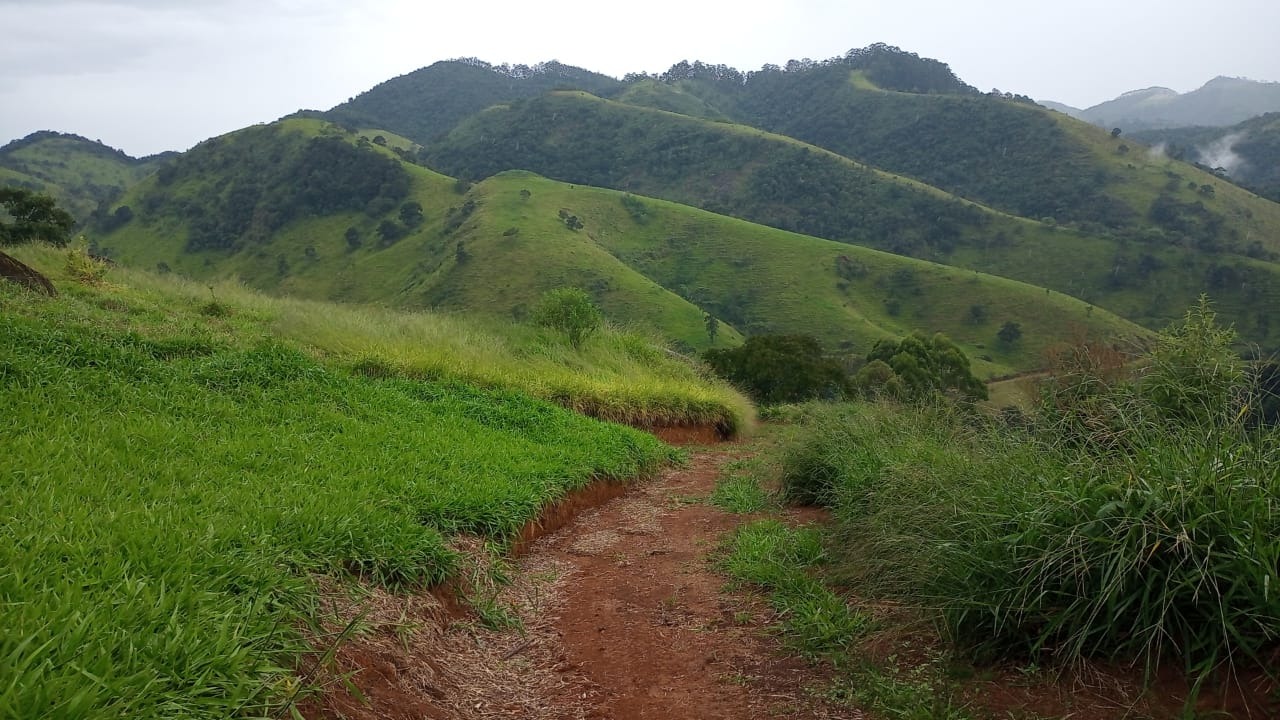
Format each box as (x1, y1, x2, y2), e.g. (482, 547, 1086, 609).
(1, 245, 696, 718)
(422, 90, 1280, 351)
(0, 131, 169, 222)
(96, 118, 1147, 377)
(663, 53, 1280, 252)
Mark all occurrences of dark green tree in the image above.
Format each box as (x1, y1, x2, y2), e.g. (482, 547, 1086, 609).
(344, 226, 362, 250)
(376, 219, 407, 245)
(0, 188, 75, 246)
(861, 332, 987, 400)
(997, 321, 1023, 346)
(704, 313, 720, 345)
(398, 201, 424, 227)
(703, 334, 848, 404)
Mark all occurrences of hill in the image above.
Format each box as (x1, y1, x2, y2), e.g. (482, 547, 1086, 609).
(1039, 100, 1083, 117)
(1, 243, 715, 717)
(1131, 112, 1280, 203)
(1076, 76, 1280, 130)
(0, 131, 169, 223)
(312, 58, 622, 144)
(422, 89, 1280, 352)
(93, 118, 1146, 377)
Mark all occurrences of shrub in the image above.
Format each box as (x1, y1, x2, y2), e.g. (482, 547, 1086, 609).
(532, 287, 602, 350)
(64, 243, 109, 285)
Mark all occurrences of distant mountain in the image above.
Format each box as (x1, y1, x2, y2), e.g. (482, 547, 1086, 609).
(1038, 100, 1082, 117)
(1074, 77, 1280, 131)
(308, 58, 622, 144)
(1131, 112, 1280, 203)
(0, 131, 170, 223)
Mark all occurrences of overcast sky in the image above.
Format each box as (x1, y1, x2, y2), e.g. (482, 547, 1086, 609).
(2, 0, 1277, 157)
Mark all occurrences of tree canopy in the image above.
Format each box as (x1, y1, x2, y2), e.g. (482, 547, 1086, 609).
(856, 332, 987, 401)
(703, 334, 848, 404)
(0, 187, 76, 246)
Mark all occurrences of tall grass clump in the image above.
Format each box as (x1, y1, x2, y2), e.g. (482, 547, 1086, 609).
(779, 299, 1280, 689)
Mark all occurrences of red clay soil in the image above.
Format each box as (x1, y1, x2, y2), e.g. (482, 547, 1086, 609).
(538, 448, 839, 719)
(299, 446, 843, 719)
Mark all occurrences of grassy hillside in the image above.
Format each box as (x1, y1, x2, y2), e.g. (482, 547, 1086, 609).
(667, 57, 1280, 254)
(616, 79, 729, 120)
(95, 116, 1148, 377)
(96, 118, 745, 354)
(423, 90, 1280, 351)
(475, 172, 1146, 376)
(0, 245, 692, 718)
(0, 131, 166, 222)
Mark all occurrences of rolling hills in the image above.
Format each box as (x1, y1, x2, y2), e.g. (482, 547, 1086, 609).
(0, 131, 170, 223)
(15, 43, 1279, 369)
(94, 118, 1146, 377)
(421, 87, 1280, 350)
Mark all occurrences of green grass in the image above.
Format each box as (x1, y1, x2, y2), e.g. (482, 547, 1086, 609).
(0, 250, 693, 718)
(709, 467, 772, 513)
(96, 117, 1149, 376)
(774, 395, 1280, 688)
(12, 244, 754, 434)
(617, 79, 730, 121)
(824, 665, 974, 720)
(721, 519, 868, 658)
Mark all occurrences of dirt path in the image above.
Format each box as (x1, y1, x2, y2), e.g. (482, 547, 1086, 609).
(527, 447, 835, 720)
(305, 445, 841, 719)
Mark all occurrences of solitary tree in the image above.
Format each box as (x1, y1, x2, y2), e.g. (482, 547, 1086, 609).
(704, 313, 720, 345)
(997, 321, 1023, 346)
(533, 287, 603, 350)
(398, 201, 424, 227)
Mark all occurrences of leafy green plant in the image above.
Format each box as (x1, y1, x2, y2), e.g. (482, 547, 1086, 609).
(532, 287, 603, 350)
(775, 303, 1280, 693)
